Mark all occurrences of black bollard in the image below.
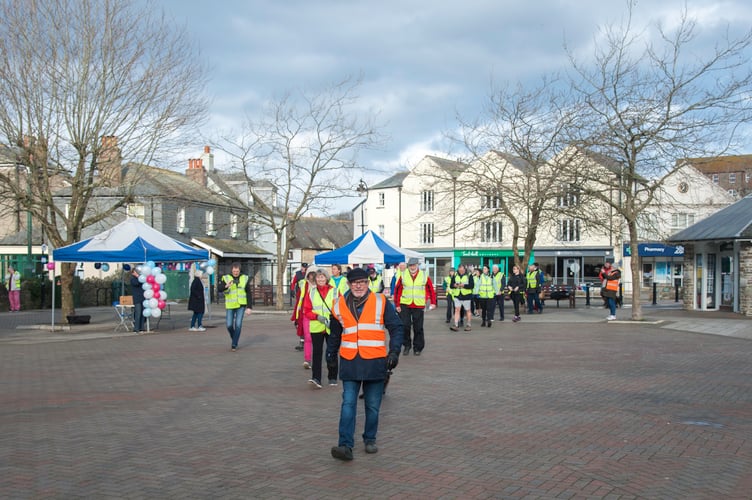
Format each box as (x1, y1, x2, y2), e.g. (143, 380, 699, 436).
(652, 282, 657, 305)
(585, 285, 591, 306)
(675, 284, 680, 302)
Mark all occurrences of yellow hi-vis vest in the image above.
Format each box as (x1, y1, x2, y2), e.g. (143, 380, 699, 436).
(332, 292, 387, 360)
(294, 279, 308, 320)
(455, 273, 472, 298)
(329, 275, 349, 295)
(526, 271, 540, 291)
(492, 271, 505, 294)
(368, 275, 383, 293)
(310, 286, 335, 334)
(400, 270, 426, 306)
(478, 274, 494, 299)
(9, 272, 21, 290)
(222, 274, 248, 309)
(444, 275, 459, 297)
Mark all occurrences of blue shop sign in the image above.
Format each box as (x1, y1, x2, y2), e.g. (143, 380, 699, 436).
(623, 243, 685, 257)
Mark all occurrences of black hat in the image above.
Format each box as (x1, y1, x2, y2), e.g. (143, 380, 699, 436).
(347, 267, 369, 282)
(301, 262, 308, 268)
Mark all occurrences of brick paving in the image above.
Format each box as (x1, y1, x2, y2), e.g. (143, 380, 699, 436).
(0, 304, 751, 499)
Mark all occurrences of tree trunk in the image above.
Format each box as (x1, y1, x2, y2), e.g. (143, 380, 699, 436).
(60, 262, 77, 320)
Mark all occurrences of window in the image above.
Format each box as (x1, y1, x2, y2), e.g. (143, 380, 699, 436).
(420, 223, 434, 244)
(482, 193, 500, 209)
(378, 192, 385, 207)
(231, 214, 239, 238)
(378, 224, 385, 238)
(558, 218, 580, 242)
(480, 221, 502, 242)
(729, 173, 736, 184)
(728, 189, 738, 197)
(712, 174, 719, 184)
(670, 213, 695, 232)
(557, 184, 579, 208)
(249, 223, 260, 241)
(206, 210, 215, 235)
(126, 203, 144, 220)
(746, 172, 751, 184)
(177, 207, 187, 233)
(420, 190, 434, 212)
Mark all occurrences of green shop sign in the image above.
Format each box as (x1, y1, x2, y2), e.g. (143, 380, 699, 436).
(457, 249, 519, 258)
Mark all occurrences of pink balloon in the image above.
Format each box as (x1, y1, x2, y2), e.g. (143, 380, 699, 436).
(157, 300, 166, 310)
(146, 275, 155, 284)
(46, 262, 55, 270)
(152, 283, 161, 292)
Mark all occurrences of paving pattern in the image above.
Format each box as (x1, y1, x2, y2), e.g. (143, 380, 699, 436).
(1, 304, 751, 499)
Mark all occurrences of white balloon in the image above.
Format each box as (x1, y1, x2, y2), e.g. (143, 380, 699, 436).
(138, 274, 147, 283)
(158, 290, 168, 300)
(143, 307, 152, 317)
(151, 266, 162, 276)
(142, 282, 151, 290)
(140, 265, 152, 277)
(151, 308, 162, 318)
(155, 273, 167, 284)
(144, 289, 154, 299)
(205, 266, 215, 275)
(149, 298, 158, 309)
(135, 265, 143, 274)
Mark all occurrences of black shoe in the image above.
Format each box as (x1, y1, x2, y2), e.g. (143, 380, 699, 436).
(294, 344, 303, 351)
(414, 350, 421, 356)
(449, 325, 459, 332)
(365, 442, 378, 454)
(481, 321, 486, 327)
(445, 319, 450, 323)
(331, 446, 353, 461)
(403, 346, 411, 355)
(487, 321, 492, 327)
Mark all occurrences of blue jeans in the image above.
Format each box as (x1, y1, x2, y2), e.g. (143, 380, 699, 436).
(607, 296, 617, 316)
(225, 306, 246, 347)
(338, 379, 385, 448)
(191, 312, 204, 328)
(526, 291, 542, 313)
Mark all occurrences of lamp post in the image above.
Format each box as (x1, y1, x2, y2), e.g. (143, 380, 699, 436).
(356, 178, 368, 235)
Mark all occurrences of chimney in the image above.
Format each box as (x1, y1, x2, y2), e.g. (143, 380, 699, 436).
(186, 157, 207, 187)
(201, 145, 215, 172)
(98, 135, 122, 186)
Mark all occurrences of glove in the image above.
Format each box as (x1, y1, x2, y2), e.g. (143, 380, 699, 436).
(386, 352, 399, 370)
(326, 353, 338, 369)
(316, 314, 327, 323)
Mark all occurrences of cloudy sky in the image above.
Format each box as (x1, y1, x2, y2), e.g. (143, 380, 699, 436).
(154, 0, 752, 208)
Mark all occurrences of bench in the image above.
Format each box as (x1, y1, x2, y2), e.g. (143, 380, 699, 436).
(542, 285, 576, 308)
(252, 285, 274, 306)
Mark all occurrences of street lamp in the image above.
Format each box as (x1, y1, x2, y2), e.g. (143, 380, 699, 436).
(356, 178, 368, 235)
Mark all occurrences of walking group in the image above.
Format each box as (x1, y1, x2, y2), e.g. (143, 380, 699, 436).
(288, 257, 436, 461)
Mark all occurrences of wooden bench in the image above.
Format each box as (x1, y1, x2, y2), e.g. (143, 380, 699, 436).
(541, 285, 576, 308)
(252, 285, 274, 306)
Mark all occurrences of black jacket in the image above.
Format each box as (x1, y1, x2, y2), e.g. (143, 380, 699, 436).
(188, 277, 205, 313)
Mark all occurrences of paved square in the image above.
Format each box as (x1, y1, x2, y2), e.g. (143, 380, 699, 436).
(1, 307, 751, 498)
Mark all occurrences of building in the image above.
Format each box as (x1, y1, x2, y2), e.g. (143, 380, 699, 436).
(669, 194, 752, 316)
(684, 154, 752, 199)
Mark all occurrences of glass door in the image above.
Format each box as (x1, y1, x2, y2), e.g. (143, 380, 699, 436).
(721, 255, 734, 309)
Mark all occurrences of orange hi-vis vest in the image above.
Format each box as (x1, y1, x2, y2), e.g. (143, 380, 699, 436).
(332, 292, 388, 360)
(605, 271, 620, 292)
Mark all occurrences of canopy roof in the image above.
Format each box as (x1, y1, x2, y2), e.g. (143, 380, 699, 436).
(53, 218, 209, 263)
(314, 230, 423, 265)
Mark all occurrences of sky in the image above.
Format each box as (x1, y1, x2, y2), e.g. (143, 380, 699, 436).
(153, 0, 752, 212)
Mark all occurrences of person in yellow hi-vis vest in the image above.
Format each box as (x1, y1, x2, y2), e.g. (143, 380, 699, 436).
(394, 257, 436, 355)
(6, 266, 21, 312)
(478, 265, 495, 327)
(303, 267, 337, 388)
(217, 262, 252, 351)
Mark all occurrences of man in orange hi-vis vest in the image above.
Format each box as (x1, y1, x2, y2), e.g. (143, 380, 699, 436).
(326, 267, 404, 461)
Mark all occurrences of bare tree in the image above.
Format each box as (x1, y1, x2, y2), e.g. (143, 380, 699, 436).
(453, 78, 580, 270)
(566, 0, 752, 320)
(212, 77, 382, 308)
(0, 0, 209, 319)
